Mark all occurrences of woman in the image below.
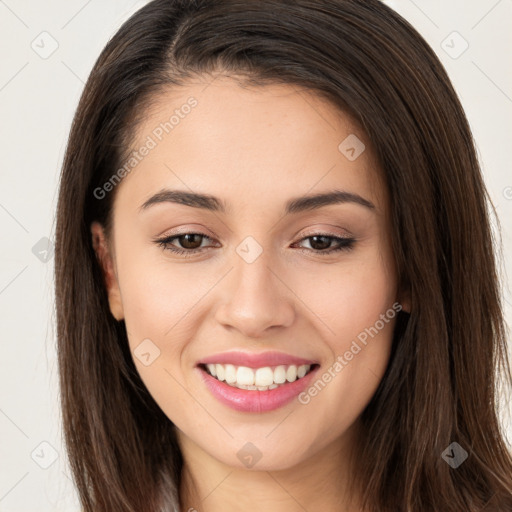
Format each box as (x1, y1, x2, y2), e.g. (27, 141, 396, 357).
(54, 0, 512, 510)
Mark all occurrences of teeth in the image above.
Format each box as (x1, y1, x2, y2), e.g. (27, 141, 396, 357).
(225, 364, 237, 383)
(254, 367, 273, 387)
(237, 366, 255, 385)
(286, 365, 297, 382)
(207, 364, 217, 377)
(204, 363, 312, 389)
(215, 364, 225, 381)
(274, 365, 287, 384)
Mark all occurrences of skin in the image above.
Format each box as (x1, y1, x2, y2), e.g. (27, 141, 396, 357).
(91, 75, 410, 512)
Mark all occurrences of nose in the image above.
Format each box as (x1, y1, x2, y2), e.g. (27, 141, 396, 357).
(214, 251, 296, 338)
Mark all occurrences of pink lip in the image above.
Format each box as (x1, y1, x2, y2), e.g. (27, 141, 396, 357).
(197, 350, 317, 368)
(196, 364, 320, 413)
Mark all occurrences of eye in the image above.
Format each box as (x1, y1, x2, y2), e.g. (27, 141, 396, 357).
(154, 233, 217, 257)
(153, 232, 356, 257)
(292, 233, 356, 255)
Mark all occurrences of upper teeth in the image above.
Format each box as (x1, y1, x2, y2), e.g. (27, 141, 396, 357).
(206, 363, 311, 387)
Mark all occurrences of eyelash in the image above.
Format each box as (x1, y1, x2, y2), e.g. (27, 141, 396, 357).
(154, 232, 356, 258)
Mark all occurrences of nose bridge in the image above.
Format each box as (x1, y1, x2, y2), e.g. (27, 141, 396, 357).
(214, 237, 295, 337)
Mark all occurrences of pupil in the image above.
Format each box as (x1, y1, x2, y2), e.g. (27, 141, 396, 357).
(311, 235, 330, 250)
(181, 234, 201, 249)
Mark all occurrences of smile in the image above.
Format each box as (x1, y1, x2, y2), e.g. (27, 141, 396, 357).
(197, 363, 320, 413)
(203, 363, 314, 390)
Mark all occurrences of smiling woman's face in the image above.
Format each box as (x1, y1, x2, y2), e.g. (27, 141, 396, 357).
(91, 76, 406, 473)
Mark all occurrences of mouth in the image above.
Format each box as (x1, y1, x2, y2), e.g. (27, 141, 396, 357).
(198, 362, 319, 391)
(196, 362, 321, 413)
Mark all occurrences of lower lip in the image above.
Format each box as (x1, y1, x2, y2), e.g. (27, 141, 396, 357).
(197, 365, 319, 413)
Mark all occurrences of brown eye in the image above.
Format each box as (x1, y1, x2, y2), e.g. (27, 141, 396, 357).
(154, 232, 215, 257)
(307, 235, 332, 251)
(293, 234, 356, 255)
(176, 234, 205, 249)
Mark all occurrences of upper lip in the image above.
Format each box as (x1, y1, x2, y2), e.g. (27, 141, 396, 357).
(197, 350, 318, 369)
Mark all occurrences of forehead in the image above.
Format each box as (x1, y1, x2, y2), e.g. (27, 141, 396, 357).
(116, 76, 387, 216)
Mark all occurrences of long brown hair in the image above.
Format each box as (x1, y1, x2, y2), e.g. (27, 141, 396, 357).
(54, 0, 512, 510)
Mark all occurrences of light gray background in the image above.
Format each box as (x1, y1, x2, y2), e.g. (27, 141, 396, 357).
(0, 1, 511, 510)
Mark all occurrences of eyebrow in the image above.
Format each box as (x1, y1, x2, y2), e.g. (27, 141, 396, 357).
(139, 188, 375, 214)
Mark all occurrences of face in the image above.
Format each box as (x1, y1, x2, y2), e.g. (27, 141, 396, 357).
(91, 76, 408, 472)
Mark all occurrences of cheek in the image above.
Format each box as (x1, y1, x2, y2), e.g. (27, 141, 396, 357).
(300, 251, 398, 420)
(114, 254, 206, 421)
(114, 248, 220, 413)
(116, 247, 210, 347)
(304, 247, 397, 344)
(298, 244, 397, 411)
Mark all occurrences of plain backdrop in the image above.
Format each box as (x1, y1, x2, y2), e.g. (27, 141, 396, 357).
(0, 1, 511, 510)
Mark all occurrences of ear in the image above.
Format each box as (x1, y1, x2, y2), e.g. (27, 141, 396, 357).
(90, 221, 124, 321)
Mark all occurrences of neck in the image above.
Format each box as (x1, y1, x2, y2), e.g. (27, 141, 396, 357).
(177, 419, 364, 512)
